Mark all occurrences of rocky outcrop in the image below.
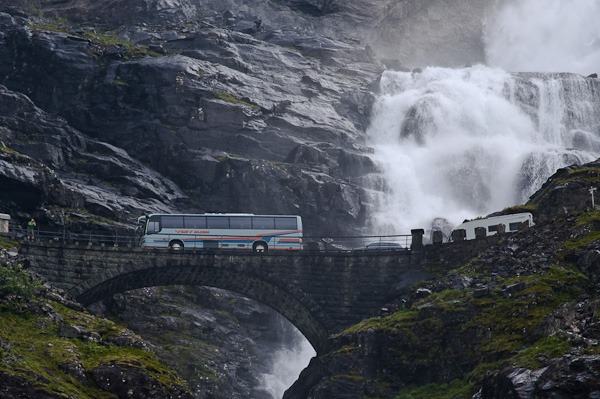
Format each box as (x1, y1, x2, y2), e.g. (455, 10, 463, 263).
(0, 247, 192, 399)
(0, 83, 185, 229)
(283, 161, 600, 399)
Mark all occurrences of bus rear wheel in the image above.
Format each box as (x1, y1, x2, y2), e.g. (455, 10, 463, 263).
(169, 240, 184, 250)
(253, 242, 268, 253)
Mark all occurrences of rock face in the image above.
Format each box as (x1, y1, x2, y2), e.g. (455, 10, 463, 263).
(0, 84, 185, 226)
(0, 6, 381, 237)
(0, 0, 500, 236)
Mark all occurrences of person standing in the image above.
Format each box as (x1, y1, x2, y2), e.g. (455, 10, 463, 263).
(27, 218, 36, 241)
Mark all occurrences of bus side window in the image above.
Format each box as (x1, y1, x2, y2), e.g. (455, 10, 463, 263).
(230, 217, 252, 229)
(163, 216, 184, 229)
(509, 222, 521, 231)
(147, 216, 161, 234)
(275, 217, 297, 230)
(186, 216, 207, 229)
(207, 216, 229, 229)
(252, 217, 274, 229)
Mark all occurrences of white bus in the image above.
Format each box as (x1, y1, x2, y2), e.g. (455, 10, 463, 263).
(451, 212, 534, 240)
(138, 213, 303, 252)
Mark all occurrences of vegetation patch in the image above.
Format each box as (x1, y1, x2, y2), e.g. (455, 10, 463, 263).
(0, 263, 189, 397)
(0, 144, 27, 159)
(561, 211, 600, 251)
(112, 76, 129, 87)
(395, 378, 475, 399)
(67, 209, 117, 225)
(0, 238, 19, 251)
(0, 263, 43, 306)
(510, 335, 572, 369)
(337, 257, 588, 398)
(29, 22, 163, 61)
(215, 91, 260, 110)
(342, 308, 418, 335)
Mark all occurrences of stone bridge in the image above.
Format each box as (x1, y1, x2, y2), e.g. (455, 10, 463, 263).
(19, 233, 494, 354)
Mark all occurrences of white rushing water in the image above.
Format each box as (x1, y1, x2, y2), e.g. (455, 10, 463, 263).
(367, 0, 600, 237)
(484, 0, 600, 75)
(260, 324, 315, 399)
(367, 66, 600, 236)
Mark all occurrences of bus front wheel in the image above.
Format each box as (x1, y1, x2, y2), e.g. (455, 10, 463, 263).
(169, 240, 184, 251)
(253, 242, 268, 253)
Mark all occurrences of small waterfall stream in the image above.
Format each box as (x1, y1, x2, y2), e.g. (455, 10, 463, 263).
(260, 316, 315, 399)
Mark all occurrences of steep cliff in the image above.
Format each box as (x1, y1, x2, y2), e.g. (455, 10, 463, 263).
(0, 0, 495, 237)
(0, 3, 380, 237)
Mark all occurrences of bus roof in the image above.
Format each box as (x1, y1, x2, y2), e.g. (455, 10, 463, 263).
(143, 213, 302, 218)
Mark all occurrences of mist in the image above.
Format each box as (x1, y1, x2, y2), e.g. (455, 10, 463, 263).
(484, 0, 600, 74)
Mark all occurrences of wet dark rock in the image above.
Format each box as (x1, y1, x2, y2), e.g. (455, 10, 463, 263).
(0, 83, 186, 229)
(59, 361, 88, 385)
(0, 8, 384, 236)
(92, 363, 190, 399)
(480, 357, 600, 399)
(57, 322, 97, 340)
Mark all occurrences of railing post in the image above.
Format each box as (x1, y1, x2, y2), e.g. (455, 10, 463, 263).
(432, 230, 443, 245)
(451, 229, 466, 242)
(497, 223, 506, 235)
(411, 229, 424, 249)
(474, 227, 486, 239)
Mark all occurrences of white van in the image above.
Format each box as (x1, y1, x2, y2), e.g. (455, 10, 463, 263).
(451, 212, 534, 240)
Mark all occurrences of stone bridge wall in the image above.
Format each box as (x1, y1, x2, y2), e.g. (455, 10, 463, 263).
(20, 235, 499, 353)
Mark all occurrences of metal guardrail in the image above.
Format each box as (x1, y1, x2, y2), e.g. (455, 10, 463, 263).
(10, 227, 140, 247)
(303, 234, 412, 251)
(7, 224, 413, 252)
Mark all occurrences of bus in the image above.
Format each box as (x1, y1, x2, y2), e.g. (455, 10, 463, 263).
(138, 213, 303, 252)
(450, 212, 534, 240)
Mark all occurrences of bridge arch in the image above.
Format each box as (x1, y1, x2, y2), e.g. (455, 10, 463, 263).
(70, 265, 334, 354)
(22, 242, 458, 357)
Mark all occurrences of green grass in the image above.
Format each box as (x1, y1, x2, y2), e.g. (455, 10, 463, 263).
(0, 238, 19, 251)
(335, 259, 588, 398)
(29, 23, 163, 61)
(112, 76, 129, 86)
(395, 378, 475, 399)
(0, 263, 190, 397)
(215, 91, 260, 109)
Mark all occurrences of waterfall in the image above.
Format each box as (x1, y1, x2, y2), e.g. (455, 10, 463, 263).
(367, 0, 600, 237)
(366, 66, 600, 236)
